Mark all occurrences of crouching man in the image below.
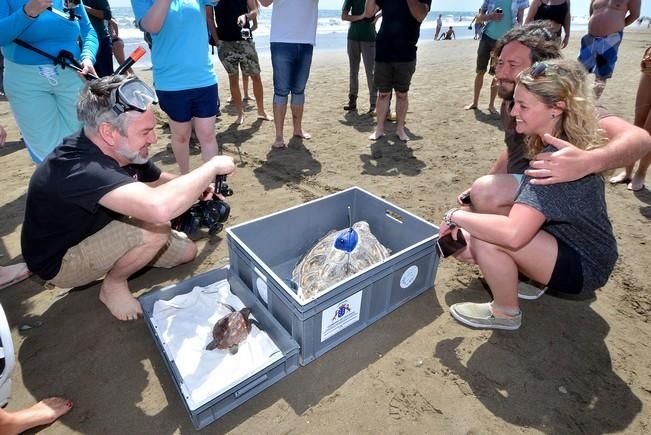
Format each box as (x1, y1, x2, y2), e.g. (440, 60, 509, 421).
(20, 76, 235, 321)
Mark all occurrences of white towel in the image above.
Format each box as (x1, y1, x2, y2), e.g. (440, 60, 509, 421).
(152, 279, 282, 410)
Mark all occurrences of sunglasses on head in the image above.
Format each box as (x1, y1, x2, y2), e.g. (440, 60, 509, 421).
(111, 78, 158, 115)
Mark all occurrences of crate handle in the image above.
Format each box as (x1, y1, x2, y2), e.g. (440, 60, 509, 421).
(385, 209, 403, 223)
(234, 374, 269, 398)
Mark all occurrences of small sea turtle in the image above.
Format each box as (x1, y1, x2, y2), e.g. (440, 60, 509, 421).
(293, 221, 391, 300)
(205, 303, 261, 354)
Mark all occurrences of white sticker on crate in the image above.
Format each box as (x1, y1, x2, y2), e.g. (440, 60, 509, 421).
(321, 291, 363, 342)
(256, 277, 268, 304)
(400, 265, 419, 289)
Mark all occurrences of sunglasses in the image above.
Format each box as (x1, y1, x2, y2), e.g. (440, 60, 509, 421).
(111, 78, 158, 115)
(530, 62, 548, 78)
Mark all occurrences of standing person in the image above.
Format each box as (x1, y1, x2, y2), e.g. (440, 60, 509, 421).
(577, 0, 640, 98)
(258, 0, 318, 150)
(341, 0, 377, 113)
(131, 0, 219, 174)
(609, 46, 651, 191)
(435, 13, 442, 40)
(365, 0, 431, 142)
(470, 8, 484, 40)
(208, 0, 272, 125)
(525, 0, 571, 48)
(441, 60, 618, 330)
(84, 0, 114, 77)
(0, 0, 98, 163)
(109, 18, 132, 75)
(464, 0, 529, 115)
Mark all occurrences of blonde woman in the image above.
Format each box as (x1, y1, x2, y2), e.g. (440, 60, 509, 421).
(439, 59, 618, 330)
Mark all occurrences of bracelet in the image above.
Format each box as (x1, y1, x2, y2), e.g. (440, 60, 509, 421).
(444, 208, 460, 228)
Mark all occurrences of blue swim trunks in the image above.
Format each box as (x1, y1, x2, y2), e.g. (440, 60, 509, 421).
(578, 31, 623, 79)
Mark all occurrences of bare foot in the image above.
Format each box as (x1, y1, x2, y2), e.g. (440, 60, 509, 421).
(396, 129, 409, 141)
(243, 96, 254, 102)
(368, 130, 385, 141)
(257, 111, 273, 121)
(236, 113, 245, 125)
(628, 175, 645, 191)
(464, 103, 478, 110)
(293, 131, 311, 140)
(609, 171, 631, 184)
(99, 280, 142, 321)
(488, 106, 499, 115)
(4, 397, 73, 434)
(271, 138, 286, 149)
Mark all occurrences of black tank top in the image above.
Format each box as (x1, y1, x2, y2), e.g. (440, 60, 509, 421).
(214, 0, 251, 41)
(533, 1, 568, 26)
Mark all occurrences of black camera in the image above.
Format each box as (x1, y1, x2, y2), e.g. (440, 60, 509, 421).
(241, 28, 252, 41)
(172, 175, 233, 239)
(495, 7, 503, 13)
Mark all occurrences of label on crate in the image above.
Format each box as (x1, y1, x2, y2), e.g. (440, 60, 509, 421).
(400, 265, 419, 289)
(254, 267, 268, 304)
(321, 291, 363, 342)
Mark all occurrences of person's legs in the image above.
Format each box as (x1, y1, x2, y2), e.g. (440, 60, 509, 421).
(395, 91, 409, 141)
(346, 39, 361, 111)
(466, 35, 493, 110)
(112, 37, 127, 66)
(192, 116, 218, 162)
(4, 61, 83, 163)
(228, 73, 245, 124)
(450, 229, 558, 329)
(93, 36, 114, 78)
(0, 397, 72, 434)
(168, 119, 193, 174)
(271, 42, 293, 148)
(370, 92, 390, 140)
(289, 43, 314, 139)
(361, 41, 377, 110)
(240, 40, 271, 120)
(242, 74, 251, 100)
(393, 60, 416, 141)
(488, 77, 498, 114)
(469, 174, 521, 215)
(630, 72, 651, 190)
(370, 61, 391, 140)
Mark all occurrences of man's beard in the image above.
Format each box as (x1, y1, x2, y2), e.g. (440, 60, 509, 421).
(117, 144, 149, 164)
(497, 80, 515, 100)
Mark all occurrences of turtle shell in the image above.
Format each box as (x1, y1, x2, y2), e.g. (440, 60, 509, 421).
(206, 307, 253, 353)
(292, 221, 390, 300)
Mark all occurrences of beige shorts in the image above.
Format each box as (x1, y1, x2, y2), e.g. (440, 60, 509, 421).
(50, 219, 192, 288)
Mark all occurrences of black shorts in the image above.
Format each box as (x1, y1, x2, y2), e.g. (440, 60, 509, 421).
(374, 60, 417, 93)
(547, 237, 584, 294)
(476, 33, 497, 74)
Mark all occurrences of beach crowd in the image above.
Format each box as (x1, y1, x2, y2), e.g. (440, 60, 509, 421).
(0, 0, 650, 431)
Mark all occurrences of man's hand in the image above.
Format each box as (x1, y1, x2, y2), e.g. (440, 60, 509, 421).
(237, 13, 247, 27)
(200, 183, 215, 201)
(0, 125, 7, 146)
(525, 133, 593, 185)
(209, 155, 236, 177)
(457, 188, 471, 206)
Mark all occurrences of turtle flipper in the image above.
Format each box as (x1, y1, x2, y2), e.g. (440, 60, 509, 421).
(206, 340, 219, 351)
(229, 344, 239, 355)
(217, 302, 236, 312)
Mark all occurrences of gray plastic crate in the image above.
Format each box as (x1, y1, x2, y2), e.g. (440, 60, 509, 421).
(227, 187, 440, 365)
(140, 268, 299, 430)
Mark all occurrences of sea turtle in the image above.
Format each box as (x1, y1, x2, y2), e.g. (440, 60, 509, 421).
(292, 221, 391, 301)
(205, 303, 261, 354)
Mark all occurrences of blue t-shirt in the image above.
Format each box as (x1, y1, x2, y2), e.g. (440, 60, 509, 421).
(131, 0, 217, 91)
(0, 0, 97, 65)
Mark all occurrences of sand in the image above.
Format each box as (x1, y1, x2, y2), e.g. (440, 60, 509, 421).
(0, 31, 649, 434)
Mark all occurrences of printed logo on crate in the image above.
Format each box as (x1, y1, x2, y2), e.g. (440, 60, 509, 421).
(400, 265, 419, 289)
(321, 291, 363, 342)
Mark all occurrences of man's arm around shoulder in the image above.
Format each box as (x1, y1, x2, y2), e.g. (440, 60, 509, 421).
(99, 156, 235, 225)
(406, 0, 429, 23)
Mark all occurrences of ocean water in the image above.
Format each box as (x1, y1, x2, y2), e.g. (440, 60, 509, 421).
(111, 8, 589, 70)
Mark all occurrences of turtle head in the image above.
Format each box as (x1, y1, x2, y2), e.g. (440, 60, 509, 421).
(240, 307, 252, 319)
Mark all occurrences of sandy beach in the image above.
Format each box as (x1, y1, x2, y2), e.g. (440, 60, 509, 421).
(1, 30, 650, 434)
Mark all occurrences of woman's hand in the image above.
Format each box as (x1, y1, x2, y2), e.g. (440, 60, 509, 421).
(79, 59, 97, 78)
(24, 0, 52, 17)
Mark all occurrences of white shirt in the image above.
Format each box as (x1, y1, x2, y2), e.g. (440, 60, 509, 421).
(270, 0, 319, 45)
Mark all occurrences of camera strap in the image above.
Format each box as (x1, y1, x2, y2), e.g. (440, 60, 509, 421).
(13, 39, 96, 80)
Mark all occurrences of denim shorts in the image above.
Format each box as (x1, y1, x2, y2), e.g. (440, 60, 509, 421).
(270, 42, 314, 105)
(156, 84, 219, 122)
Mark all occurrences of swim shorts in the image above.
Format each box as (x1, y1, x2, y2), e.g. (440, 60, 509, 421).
(218, 40, 261, 76)
(374, 60, 416, 93)
(156, 84, 219, 122)
(578, 31, 623, 79)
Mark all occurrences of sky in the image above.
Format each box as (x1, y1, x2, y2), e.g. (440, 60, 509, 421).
(110, 0, 651, 17)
